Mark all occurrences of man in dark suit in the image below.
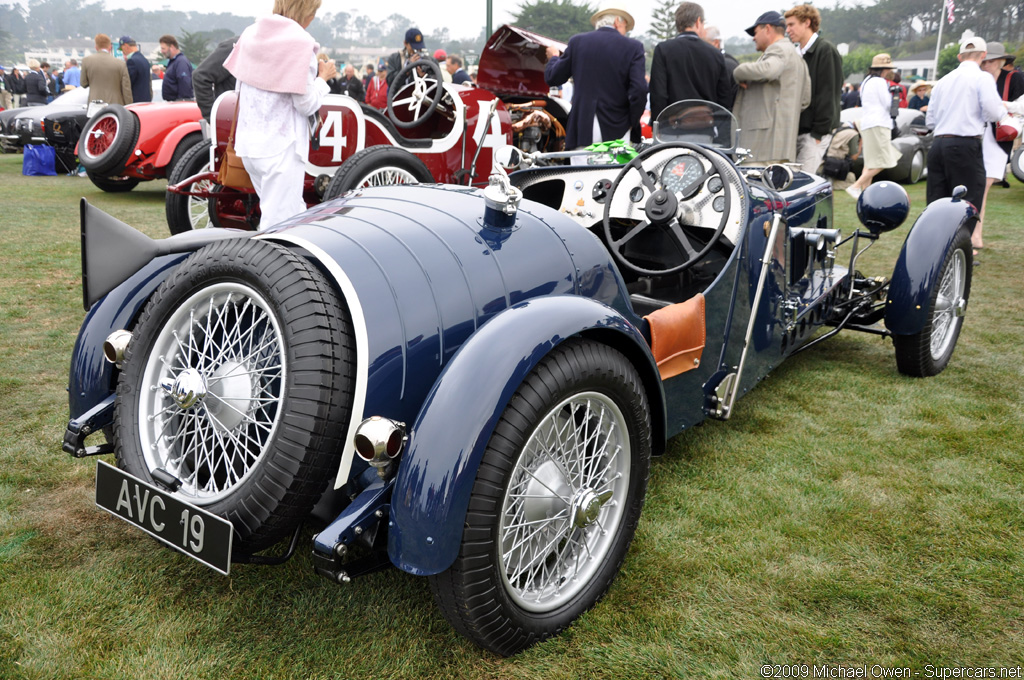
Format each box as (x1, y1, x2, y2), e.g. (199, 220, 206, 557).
(192, 36, 238, 121)
(119, 36, 152, 103)
(649, 3, 735, 120)
(544, 4, 647, 150)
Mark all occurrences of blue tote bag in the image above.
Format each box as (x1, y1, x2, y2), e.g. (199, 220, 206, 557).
(23, 144, 57, 176)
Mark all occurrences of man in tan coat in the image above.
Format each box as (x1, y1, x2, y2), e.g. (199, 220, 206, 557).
(733, 11, 810, 163)
(81, 33, 132, 105)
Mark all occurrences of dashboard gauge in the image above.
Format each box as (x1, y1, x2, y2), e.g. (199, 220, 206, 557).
(713, 196, 726, 212)
(629, 186, 645, 203)
(707, 176, 724, 193)
(660, 155, 704, 198)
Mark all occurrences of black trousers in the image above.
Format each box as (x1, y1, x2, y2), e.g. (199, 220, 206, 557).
(926, 137, 985, 215)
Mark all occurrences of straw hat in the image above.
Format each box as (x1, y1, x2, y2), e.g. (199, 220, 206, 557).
(590, 3, 635, 32)
(909, 81, 931, 94)
(870, 53, 893, 69)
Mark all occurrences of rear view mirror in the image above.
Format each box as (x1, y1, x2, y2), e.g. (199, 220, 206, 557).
(494, 146, 523, 170)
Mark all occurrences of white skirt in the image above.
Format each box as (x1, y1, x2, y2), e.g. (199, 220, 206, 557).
(982, 126, 1008, 180)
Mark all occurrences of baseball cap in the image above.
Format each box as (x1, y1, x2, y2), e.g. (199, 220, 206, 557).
(119, 35, 136, 46)
(959, 36, 986, 55)
(433, 48, 447, 61)
(745, 11, 785, 36)
(404, 28, 425, 50)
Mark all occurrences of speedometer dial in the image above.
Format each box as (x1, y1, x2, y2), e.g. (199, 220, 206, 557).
(660, 155, 704, 199)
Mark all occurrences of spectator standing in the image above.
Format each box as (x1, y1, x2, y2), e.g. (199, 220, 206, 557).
(544, 3, 647, 151)
(331, 64, 365, 101)
(889, 71, 908, 108)
(8, 67, 26, 108)
(160, 34, 194, 101)
(841, 81, 860, 109)
(63, 59, 80, 88)
(386, 28, 435, 89)
(366, 66, 388, 110)
(40, 63, 58, 101)
(81, 33, 132, 105)
(119, 37, 152, 103)
(362, 63, 374, 90)
(649, 3, 734, 119)
(925, 36, 1006, 236)
(0, 66, 10, 109)
(845, 53, 900, 199)
(193, 36, 239, 121)
(24, 60, 49, 106)
(733, 11, 811, 163)
(975, 42, 1023, 249)
(785, 4, 843, 175)
(704, 24, 739, 81)
(907, 81, 930, 111)
(446, 55, 472, 85)
(223, 0, 336, 228)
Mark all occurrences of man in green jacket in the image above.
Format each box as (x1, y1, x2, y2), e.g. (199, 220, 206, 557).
(786, 4, 843, 175)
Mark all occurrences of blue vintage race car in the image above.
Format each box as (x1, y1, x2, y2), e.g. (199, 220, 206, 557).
(64, 101, 974, 656)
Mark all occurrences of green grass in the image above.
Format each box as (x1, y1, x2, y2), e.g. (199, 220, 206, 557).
(1, 154, 1022, 678)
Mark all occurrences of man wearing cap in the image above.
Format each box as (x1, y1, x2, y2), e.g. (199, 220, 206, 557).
(785, 4, 843, 174)
(925, 36, 1006, 215)
(649, 3, 735, 121)
(386, 28, 437, 89)
(119, 36, 152, 103)
(544, 4, 647, 151)
(732, 11, 810, 163)
(81, 34, 133, 105)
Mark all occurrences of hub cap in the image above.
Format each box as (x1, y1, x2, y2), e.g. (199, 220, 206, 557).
(138, 282, 286, 504)
(499, 392, 630, 612)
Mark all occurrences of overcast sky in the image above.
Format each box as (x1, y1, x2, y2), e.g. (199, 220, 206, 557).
(103, 0, 772, 44)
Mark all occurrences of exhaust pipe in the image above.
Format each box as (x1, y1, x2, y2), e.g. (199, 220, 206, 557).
(103, 329, 133, 366)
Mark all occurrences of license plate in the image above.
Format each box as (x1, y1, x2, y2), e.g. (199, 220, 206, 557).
(95, 460, 233, 575)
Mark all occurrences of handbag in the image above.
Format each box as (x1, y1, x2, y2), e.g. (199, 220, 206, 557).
(217, 92, 253, 189)
(23, 144, 56, 176)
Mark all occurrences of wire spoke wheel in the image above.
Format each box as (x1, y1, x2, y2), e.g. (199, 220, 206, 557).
(429, 339, 651, 656)
(138, 282, 285, 504)
(115, 238, 355, 553)
(929, 247, 965, 361)
(500, 392, 630, 612)
(85, 114, 118, 156)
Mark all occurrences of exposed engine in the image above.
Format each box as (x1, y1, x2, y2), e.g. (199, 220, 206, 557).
(507, 100, 565, 156)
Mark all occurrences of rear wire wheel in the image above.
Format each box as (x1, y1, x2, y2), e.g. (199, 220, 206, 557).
(429, 339, 651, 656)
(114, 238, 355, 555)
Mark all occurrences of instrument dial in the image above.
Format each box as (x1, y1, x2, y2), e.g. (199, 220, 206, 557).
(660, 155, 704, 199)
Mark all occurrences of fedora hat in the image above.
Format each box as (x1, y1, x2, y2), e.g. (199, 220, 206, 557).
(983, 41, 1012, 62)
(870, 53, 893, 69)
(590, 3, 635, 32)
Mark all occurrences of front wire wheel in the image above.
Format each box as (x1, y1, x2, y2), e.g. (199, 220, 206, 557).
(430, 339, 651, 656)
(893, 227, 971, 377)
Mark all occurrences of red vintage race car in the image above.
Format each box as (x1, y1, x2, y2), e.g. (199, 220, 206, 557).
(76, 100, 202, 192)
(164, 25, 570, 233)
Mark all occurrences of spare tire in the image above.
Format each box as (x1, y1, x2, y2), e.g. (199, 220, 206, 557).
(79, 105, 139, 176)
(114, 238, 356, 555)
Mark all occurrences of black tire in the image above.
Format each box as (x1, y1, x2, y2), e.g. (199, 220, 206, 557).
(1011, 147, 1024, 185)
(893, 227, 972, 377)
(165, 139, 214, 234)
(114, 238, 355, 555)
(86, 171, 141, 193)
(323, 145, 434, 200)
(168, 131, 202, 177)
(429, 339, 651, 656)
(79, 105, 139, 176)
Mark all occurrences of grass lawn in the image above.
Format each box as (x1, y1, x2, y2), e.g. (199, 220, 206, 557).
(0, 153, 1021, 679)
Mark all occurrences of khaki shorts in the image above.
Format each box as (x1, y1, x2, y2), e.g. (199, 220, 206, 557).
(861, 126, 899, 170)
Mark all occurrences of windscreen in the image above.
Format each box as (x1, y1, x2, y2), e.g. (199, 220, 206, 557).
(653, 100, 737, 152)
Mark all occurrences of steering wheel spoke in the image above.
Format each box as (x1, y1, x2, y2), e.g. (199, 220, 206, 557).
(611, 219, 653, 249)
(668, 220, 701, 260)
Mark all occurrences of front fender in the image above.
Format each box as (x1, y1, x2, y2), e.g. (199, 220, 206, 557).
(885, 196, 976, 335)
(153, 121, 202, 169)
(388, 295, 662, 576)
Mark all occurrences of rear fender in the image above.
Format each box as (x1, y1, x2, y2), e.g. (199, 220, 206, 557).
(387, 295, 663, 576)
(885, 196, 976, 335)
(153, 121, 202, 169)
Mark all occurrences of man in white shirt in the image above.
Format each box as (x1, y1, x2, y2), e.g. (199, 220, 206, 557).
(926, 36, 1007, 210)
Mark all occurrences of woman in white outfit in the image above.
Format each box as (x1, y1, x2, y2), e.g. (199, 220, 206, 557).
(224, 0, 337, 229)
(976, 44, 1016, 251)
(846, 53, 900, 200)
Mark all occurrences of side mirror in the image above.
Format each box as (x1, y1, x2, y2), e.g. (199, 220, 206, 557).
(762, 163, 794, 192)
(494, 146, 523, 170)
